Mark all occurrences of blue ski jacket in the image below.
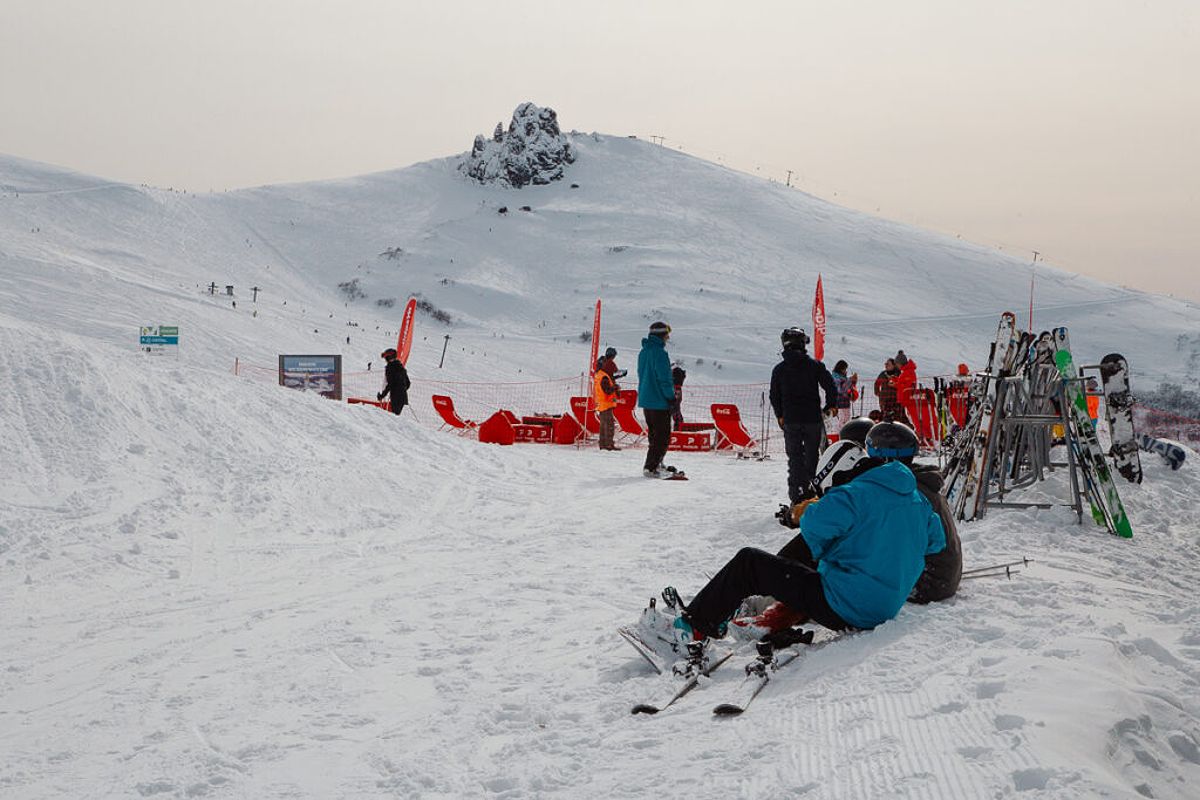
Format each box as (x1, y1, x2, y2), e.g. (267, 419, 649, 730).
(636, 335, 675, 410)
(800, 461, 945, 629)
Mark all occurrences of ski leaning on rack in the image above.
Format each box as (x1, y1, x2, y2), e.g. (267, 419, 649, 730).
(1052, 327, 1133, 538)
(1098, 353, 1143, 484)
(712, 629, 817, 717)
(955, 311, 1018, 520)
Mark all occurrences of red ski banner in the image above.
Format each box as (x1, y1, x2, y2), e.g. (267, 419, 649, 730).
(812, 274, 826, 362)
(589, 299, 601, 374)
(397, 297, 417, 365)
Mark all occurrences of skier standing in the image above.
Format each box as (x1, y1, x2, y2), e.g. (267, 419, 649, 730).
(830, 359, 859, 428)
(637, 322, 676, 477)
(670, 363, 687, 431)
(377, 348, 411, 416)
(873, 358, 902, 420)
(769, 327, 836, 505)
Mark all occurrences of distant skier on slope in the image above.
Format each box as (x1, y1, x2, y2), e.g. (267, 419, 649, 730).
(637, 322, 678, 478)
(770, 327, 837, 505)
(377, 348, 411, 415)
(638, 421, 945, 653)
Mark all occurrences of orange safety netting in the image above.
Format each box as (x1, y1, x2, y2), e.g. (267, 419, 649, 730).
(234, 359, 1199, 453)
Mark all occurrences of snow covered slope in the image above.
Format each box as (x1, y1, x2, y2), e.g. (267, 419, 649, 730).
(3, 137, 1200, 798)
(2, 135, 1199, 385)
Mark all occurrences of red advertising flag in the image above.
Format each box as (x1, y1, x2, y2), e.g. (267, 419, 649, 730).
(812, 275, 826, 362)
(589, 299, 602, 374)
(397, 297, 417, 365)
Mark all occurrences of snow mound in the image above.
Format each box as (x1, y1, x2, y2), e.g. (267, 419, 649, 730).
(461, 102, 575, 187)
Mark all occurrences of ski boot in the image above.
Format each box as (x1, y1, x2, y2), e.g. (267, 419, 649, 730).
(745, 639, 777, 679)
(672, 639, 710, 678)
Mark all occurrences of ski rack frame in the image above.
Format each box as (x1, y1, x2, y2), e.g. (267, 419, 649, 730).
(979, 378, 1084, 521)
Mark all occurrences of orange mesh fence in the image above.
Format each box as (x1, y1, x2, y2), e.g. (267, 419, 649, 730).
(1135, 406, 1200, 444)
(238, 358, 1199, 455)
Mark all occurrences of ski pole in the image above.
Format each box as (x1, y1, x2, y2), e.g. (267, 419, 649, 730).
(962, 566, 1023, 580)
(962, 557, 1032, 576)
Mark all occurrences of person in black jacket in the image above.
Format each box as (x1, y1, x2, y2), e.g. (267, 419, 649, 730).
(377, 348, 411, 415)
(769, 327, 836, 504)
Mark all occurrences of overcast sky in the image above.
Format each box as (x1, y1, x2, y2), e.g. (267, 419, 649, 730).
(3, 0, 1197, 301)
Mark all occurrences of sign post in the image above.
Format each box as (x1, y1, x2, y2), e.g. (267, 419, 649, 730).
(139, 325, 180, 356)
(278, 355, 343, 400)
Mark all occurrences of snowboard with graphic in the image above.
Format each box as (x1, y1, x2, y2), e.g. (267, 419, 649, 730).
(1098, 353, 1143, 484)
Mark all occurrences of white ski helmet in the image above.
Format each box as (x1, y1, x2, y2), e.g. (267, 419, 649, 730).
(811, 439, 868, 496)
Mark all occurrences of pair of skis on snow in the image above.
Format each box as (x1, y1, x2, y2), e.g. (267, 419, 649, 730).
(617, 623, 822, 717)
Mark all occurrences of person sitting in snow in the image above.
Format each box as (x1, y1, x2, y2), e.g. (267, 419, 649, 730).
(638, 421, 946, 659)
(759, 419, 960, 632)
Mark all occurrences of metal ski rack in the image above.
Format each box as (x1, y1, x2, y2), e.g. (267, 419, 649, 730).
(977, 377, 1084, 522)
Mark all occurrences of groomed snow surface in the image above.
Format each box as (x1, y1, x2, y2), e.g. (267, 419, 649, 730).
(3, 331, 1200, 799)
(2, 137, 1200, 798)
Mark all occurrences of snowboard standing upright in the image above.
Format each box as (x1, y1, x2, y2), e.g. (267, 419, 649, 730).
(1098, 353, 1143, 484)
(1052, 328, 1133, 538)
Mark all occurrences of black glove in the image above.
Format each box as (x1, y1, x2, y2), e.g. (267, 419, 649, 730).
(377, 392, 385, 401)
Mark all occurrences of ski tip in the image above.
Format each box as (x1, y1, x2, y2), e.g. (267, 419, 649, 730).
(631, 704, 661, 715)
(712, 703, 745, 717)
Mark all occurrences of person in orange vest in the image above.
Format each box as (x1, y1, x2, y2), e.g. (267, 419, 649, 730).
(1085, 377, 1101, 427)
(595, 347, 622, 450)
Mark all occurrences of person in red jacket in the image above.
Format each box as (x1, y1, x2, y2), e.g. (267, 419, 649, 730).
(890, 351, 916, 428)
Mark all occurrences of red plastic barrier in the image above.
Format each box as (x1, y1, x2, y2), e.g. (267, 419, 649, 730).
(477, 411, 516, 445)
(669, 430, 712, 451)
(553, 413, 583, 444)
(348, 397, 389, 411)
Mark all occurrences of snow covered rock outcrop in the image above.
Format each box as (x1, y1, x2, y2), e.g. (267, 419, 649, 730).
(462, 102, 575, 188)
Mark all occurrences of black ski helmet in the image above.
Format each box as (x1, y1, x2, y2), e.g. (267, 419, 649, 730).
(780, 327, 809, 351)
(838, 417, 874, 446)
(864, 421, 919, 463)
(604, 347, 617, 359)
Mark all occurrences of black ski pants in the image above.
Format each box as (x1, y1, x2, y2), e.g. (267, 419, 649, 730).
(783, 421, 825, 502)
(643, 408, 672, 471)
(684, 547, 849, 637)
(389, 400, 406, 416)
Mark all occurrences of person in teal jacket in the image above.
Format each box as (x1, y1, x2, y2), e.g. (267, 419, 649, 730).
(637, 321, 677, 477)
(651, 424, 945, 644)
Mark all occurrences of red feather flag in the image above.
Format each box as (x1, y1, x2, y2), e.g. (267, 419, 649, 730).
(812, 275, 826, 361)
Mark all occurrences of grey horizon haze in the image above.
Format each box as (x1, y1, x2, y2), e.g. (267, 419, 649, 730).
(3, 0, 1197, 302)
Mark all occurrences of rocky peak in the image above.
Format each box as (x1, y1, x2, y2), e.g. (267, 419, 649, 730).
(462, 102, 575, 188)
